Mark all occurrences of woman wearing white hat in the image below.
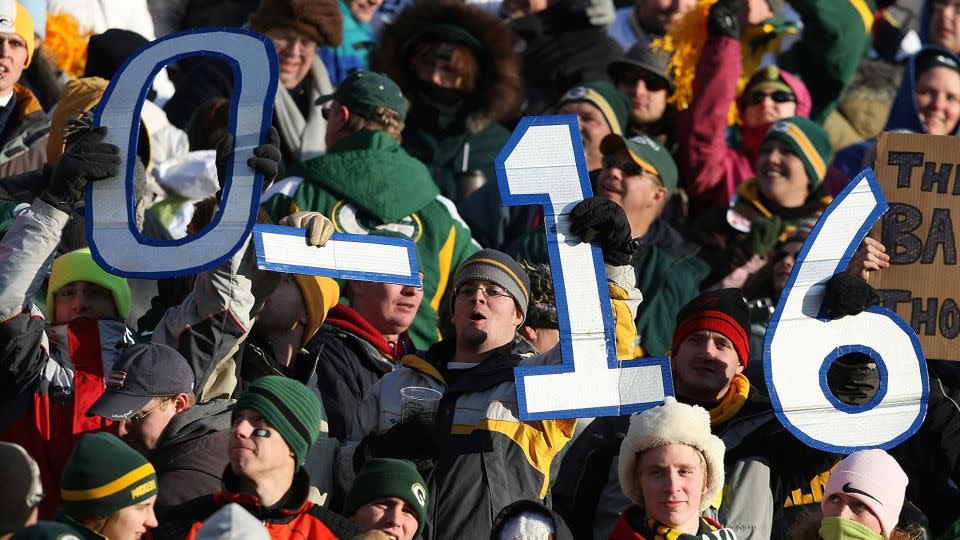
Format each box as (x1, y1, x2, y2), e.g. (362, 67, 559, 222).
(612, 397, 737, 539)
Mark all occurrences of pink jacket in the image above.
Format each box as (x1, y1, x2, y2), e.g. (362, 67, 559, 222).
(678, 35, 812, 216)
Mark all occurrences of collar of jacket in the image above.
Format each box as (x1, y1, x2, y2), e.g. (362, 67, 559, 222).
(323, 303, 412, 361)
(53, 509, 108, 540)
(733, 179, 832, 222)
(215, 466, 313, 523)
(292, 130, 439, 223)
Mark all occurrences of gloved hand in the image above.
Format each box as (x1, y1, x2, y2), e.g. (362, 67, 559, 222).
(354, 421, 437, 471)
(708, 0, 741, 39)
(569, 197, 639, 265)
(41, 124, 121, 213)
(747, 215, 782, 257)
(823, 272, 881, 318)
(280, 211, 335, 247)
(215, 126, 282, 188)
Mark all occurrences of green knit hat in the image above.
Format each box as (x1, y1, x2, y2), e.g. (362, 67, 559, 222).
(343, 459, 428, 538)
(763, 116, 832, 188)
(47, 248, 132, 320)
(234, 376, 324, 468)
(560, 81, 629, 136)
(60, 433, 157, 520)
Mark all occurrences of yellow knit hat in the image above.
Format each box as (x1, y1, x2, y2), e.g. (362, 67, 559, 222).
(47, 248, 131, 321)
(0, 1, 35, 67)
(292, 275, 339, 347)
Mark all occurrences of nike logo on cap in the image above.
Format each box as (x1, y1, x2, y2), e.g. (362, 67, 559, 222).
(842, 482, 882, 505)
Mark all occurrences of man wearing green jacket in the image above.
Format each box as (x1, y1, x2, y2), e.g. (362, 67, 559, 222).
(262, 71, 480, 349)
(508, 133, 709, 357)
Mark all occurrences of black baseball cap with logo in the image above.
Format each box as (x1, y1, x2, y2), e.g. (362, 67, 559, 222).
(86, 343, 195, 420)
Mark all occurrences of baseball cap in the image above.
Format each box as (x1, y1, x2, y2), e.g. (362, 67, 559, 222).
(315, 71, 407, 121)
(86, 343, 195, 420)
(599, 133, 678, 196)
(607, 42, 674, 93)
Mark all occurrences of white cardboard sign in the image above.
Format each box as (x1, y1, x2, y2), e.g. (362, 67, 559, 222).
(764, 168, 928, 452)
(254, 225, 420, 286)
(87, 28, 278, 279)
(497, 115, 674, 420)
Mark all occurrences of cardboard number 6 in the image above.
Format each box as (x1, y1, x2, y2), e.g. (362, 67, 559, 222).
(496, 116, 674, 420)
(764, 168, 928, 452)
(87, 29, 278, 278)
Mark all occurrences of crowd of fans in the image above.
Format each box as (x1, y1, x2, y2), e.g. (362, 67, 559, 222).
(0, 0, 958, 539)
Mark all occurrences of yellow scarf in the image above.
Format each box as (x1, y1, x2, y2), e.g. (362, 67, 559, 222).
(709, 373, 750, 425)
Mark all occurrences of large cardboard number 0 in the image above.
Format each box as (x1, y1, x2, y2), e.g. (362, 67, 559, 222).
(764, 168, 928, 452)
(87, 28, 278, 278)
(497, 115, 673, 420)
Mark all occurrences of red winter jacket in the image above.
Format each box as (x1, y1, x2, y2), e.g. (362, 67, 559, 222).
(678, 35, 811, 215)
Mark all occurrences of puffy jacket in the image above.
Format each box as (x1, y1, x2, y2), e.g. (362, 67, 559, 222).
(337, 340, 577, 540)
(151, 400, 233, 510)
(261, 130, 480, 349)
(307, 303, 415, 440)
(0, 85, 50, 179)
(0, 199, 130, 517)
(154, 467, 363, 540)
(0, 198, 259, 517)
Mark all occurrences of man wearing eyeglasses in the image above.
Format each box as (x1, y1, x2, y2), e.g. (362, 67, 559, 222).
(337, 249, 590, 539)
(85, 343, 232, 511)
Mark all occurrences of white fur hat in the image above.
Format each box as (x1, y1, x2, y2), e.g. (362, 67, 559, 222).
(617, 397, 725, 513)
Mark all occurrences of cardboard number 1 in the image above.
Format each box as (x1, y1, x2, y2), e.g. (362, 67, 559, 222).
(87, 29, 278, 278)
(764, 168, 928, 452)
(496, 115, 673, 420)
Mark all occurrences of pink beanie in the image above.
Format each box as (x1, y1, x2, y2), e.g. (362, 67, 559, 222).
(822, 449, 908, 537)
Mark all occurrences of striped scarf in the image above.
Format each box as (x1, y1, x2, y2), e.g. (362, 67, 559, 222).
(634, 517, 739, 540)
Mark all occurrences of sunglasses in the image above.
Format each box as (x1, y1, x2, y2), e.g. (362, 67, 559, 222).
(747, 90, 797, 106)
(615, 72, 671, 93)
(601, 155, 662, 185)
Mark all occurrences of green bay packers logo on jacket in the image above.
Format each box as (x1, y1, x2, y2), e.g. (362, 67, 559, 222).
(330, 200, 423, 242)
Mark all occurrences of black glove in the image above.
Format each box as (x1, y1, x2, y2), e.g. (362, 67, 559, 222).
(354, 421, 437, 471)
(569, 197, 639, 265)
(708, 0, 741, 39)
(41, 124, 121, 213)
(215, 126, 282, 189)
(747, 215, 782, 257)
(823, 273, 881, 318)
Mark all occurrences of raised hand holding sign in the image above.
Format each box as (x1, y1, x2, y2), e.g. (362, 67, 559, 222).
(764, 168, 928, 452)
(85, 28, 419, 286)
(87, 28, 278, 278)
(496, 115, 673, 420)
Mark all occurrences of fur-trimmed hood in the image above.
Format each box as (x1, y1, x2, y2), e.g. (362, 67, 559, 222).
(371, 0, 522, 133)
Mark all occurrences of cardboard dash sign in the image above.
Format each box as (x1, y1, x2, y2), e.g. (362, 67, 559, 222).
(870, 131, 960, 362)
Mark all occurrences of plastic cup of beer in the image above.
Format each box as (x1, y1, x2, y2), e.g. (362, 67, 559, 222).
(400, 386, 443, 424)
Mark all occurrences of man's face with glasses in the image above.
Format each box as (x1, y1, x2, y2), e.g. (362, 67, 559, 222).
(742, 87, 798, 127)
(932, 0, 960, 55)
(452, 279, 523, 351)
(116, 397, 180, 453)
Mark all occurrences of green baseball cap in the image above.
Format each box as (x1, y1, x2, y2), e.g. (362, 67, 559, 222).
(316, 71, 407, 121)
(599, 133, 678, 196)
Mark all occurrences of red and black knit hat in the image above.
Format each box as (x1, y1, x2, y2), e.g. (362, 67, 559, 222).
(671, 289, 751, 367)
